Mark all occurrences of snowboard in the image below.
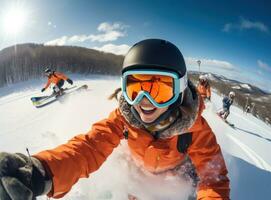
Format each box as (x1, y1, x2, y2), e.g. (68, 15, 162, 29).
(31, 85, 88, 108)
(217, 113, 235, 128)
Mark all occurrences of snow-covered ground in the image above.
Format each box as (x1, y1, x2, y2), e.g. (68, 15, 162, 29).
(0, 75, 271, 200)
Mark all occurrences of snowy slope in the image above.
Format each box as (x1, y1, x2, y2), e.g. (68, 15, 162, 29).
(203, 93, 271, 172)
(0, 75, 271, 200)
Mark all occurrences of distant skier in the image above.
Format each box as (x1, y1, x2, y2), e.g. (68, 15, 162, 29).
(219, 91, 235, 120)
(0, 39, 230, 200)
(197, 74, 211, 101)
(244, 104, 251, 114)
(41, 68, 73, 95)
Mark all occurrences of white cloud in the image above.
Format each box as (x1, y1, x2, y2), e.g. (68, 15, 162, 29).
(97, 22, 127, 32)
(257, 60, 271, 72)
(44, 22, 128, 46)
(222, 17, 269, 33)
(45, 36, 68, 46)
(88, 30, 125, 42)
(93, 43, 130, 55)
(89, 22, 127, 42)
(69, 34, 90, 43)
(185, 57, 235, 70)
(240, 18, 269, 32)
(45, 35, 87, 46)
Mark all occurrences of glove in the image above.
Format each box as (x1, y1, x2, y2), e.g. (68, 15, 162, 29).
(207, 97, 211, 101)
(0, 152, 52, 200)
(41, 88, 46, 92)
(67, 79, 73, 85)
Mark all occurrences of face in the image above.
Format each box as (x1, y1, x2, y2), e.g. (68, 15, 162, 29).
(199, 79, 205, 84)
(45, 72, 51, 77)
(133, 97, 169, 123)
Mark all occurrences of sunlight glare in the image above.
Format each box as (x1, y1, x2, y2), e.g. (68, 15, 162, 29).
(3, 7, 27, 35)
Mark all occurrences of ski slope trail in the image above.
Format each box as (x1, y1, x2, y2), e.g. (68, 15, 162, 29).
(203, 92, 271, 172)
(0, 75, 271, 199)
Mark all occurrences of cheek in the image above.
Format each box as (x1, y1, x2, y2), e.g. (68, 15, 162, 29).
(156, 107, 168, 115)
(133, 105, 141, 113)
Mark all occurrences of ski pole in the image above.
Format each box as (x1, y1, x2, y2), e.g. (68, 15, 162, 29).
(26, 148, 37, 200)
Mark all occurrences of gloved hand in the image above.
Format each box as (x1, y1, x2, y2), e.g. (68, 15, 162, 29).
(41, 88, 46, 92)
(207, 97, 211, 101)
(0, 152, 52, 200)
(67, 79, 73, 85)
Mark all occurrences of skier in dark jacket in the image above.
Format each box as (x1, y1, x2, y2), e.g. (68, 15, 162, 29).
(219, 91, 235, 120)
(244, 104, 251, 114)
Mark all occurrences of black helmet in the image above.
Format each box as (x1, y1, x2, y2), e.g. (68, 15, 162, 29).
(122, 39, 187, 77)
(44, 68, 52, 74)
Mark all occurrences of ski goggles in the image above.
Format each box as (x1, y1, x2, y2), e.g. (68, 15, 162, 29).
(122, 69, 187, 108)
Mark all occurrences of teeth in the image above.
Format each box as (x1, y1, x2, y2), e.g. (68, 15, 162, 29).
(140, 106, 155, 111)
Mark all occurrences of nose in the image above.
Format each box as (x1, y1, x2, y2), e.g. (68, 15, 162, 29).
(139, 97, 154, 106)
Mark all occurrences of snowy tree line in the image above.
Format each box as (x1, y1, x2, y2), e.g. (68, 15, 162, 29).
(0, 43, 123, 87)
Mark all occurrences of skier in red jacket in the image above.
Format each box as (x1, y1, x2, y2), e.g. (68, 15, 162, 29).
(41, 68, 73, 95)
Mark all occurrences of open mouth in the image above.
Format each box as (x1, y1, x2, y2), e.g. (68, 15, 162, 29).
(140, 106, 157, 115)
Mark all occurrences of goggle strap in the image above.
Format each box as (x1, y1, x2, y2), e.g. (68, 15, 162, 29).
(179, 72, 188, 93)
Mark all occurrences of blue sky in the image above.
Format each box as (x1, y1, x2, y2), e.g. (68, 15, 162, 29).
(0, 0, 270, 91)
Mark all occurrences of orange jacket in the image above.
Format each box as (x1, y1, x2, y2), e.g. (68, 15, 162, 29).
(34, 102, 229, 199)
(44, 72, 68, 89)
(197, 83, 211, 99)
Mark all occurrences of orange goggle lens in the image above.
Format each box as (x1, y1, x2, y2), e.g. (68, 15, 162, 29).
(126, 74, 174, 104)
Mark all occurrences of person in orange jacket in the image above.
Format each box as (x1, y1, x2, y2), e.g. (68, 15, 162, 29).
(41, 68, 73, 95)
(0, 39, 230, 200)
(197, 75, 211, 101)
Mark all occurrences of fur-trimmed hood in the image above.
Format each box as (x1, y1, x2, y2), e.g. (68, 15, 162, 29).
(118, 80, 203, 139)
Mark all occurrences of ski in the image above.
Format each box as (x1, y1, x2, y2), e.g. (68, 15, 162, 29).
(31, 85, 88, 108)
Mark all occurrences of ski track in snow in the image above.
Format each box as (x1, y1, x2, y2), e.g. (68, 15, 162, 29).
(0, 75, 271, 200)
(226, 133, 271, 170)
(232, 111, 271, 138)
(0, 91, 40, 106)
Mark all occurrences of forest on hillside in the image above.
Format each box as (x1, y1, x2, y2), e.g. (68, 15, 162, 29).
(0, 43, 124, 87)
